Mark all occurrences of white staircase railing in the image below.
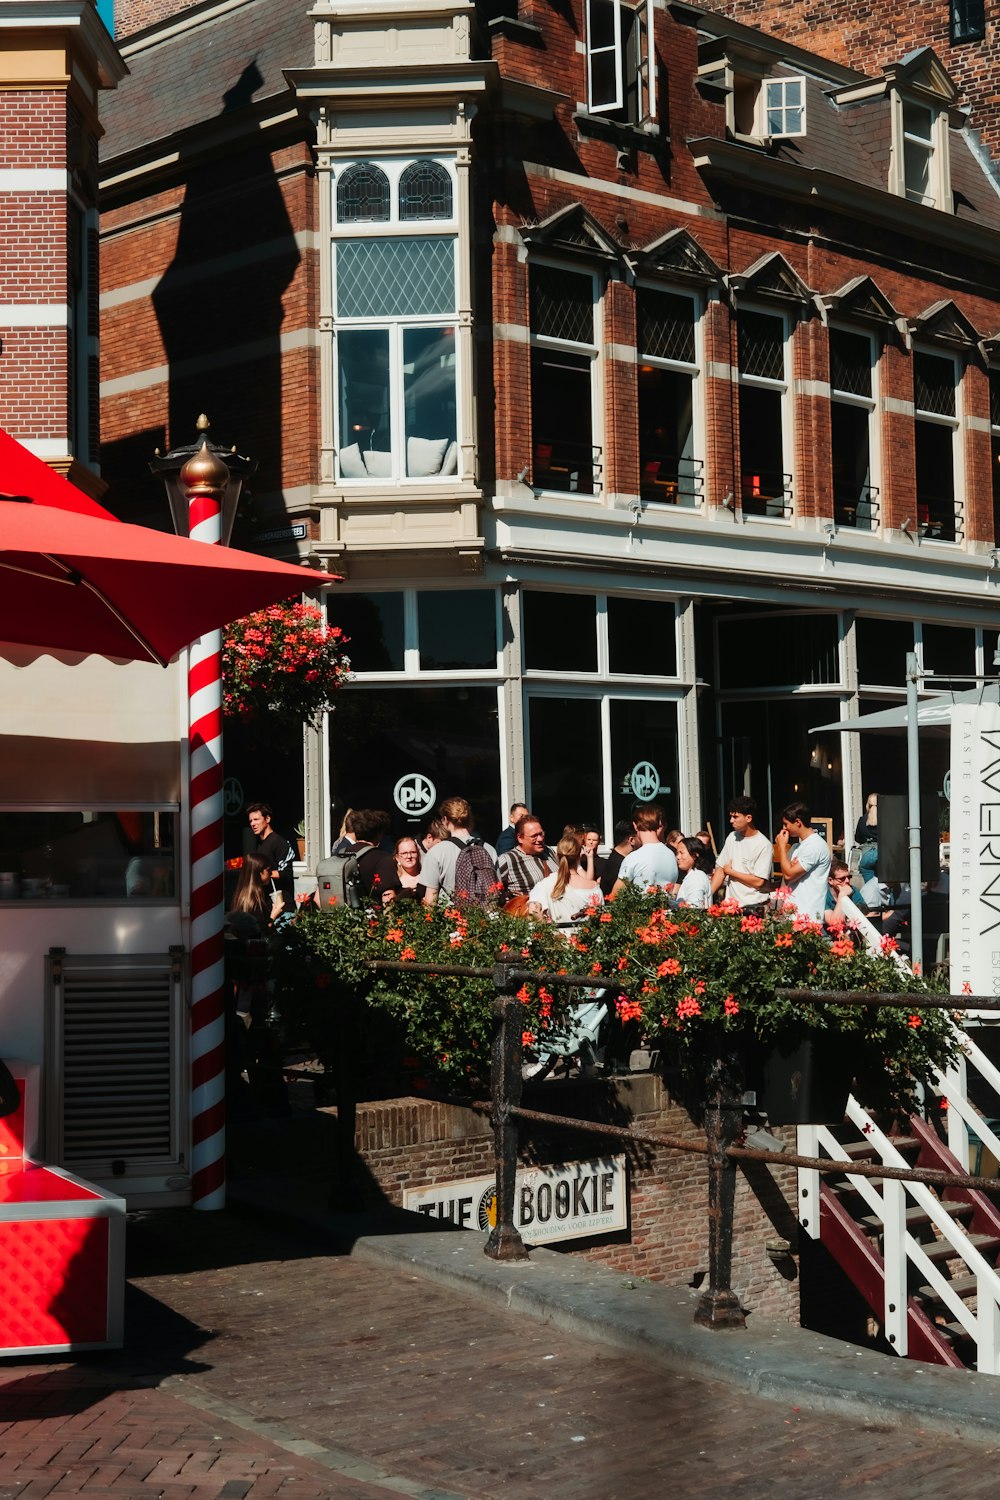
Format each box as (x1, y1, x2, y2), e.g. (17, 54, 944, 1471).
(936, 1024, 1000, 1174)
(799, 1088, 1000, 1373)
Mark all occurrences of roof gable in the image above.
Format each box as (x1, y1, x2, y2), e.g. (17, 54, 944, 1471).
(520, 203, 622, 262)
(726, 251, 811, 306)
(630, 227, 721, 285)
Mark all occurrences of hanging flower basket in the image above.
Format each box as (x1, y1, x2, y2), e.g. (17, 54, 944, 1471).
(222, 601, 351, 731)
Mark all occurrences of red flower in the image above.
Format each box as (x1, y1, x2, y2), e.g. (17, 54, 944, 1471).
(676, 995, 701, 1020)
(724, 995, 739, 1017)
(774, 933, 793, 949)
(657, 959, 681, 977)
(908, 1013, 922, 1028)
(400, 946, 416, 961)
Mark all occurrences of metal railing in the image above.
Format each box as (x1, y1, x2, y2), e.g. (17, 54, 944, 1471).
(834, 483, 880, 530)
(360, 961, 1000, 1341)
(532, 439, 603, 496)
(639, 452, 705, 508)
(739, 469, 793, 518)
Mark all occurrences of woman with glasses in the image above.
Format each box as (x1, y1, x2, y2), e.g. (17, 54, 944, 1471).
(394, 836, 426, 902)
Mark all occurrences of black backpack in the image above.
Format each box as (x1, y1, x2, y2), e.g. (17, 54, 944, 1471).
(450, 836, 500, 910)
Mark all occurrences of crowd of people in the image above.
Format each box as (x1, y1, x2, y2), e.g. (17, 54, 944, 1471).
(226, 790, 915, 1088)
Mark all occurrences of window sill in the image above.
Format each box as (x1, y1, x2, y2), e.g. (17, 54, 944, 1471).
(573, 112, 667, 156)
(487, 14, 543, 45)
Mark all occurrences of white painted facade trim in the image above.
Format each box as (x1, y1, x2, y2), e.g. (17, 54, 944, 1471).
(0, 304, 68, 326)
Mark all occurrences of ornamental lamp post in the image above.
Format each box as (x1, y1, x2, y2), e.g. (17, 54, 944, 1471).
(151, 416, 256, 1211)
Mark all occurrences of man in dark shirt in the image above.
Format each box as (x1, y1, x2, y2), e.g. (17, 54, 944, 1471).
(600, 819, 639, 897)
(494, 801, 528, 857)
(247, 802, 295, 904)
(347, 808, 402, 904)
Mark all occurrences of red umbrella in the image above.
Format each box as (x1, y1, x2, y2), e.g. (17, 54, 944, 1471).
(0, 496, 319, 665)
(0, 428, 118, 519)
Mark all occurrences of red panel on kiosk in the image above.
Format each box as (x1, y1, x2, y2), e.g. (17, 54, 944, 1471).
(0, 1217, 110, 1348)
(0, 1167, 102, 1204)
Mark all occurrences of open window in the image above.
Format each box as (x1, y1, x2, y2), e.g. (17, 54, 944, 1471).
(586, 0, 656, 125)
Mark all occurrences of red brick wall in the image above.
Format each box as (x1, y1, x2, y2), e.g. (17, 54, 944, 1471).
(114, 0, 196, 39)
(0, 88, 76, 444)
(100, 137, 317, 515)
(352, 1077, 800, 1324)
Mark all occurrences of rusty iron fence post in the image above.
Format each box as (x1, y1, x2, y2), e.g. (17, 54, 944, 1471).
(694, 1052, 747, 1329)
(484, 962, 530, 1262)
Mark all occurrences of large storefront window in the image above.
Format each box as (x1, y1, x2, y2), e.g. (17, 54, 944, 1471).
(527, 694, 679, 839)
(330, 686, 502, 836)
(718, 697, 843, 840)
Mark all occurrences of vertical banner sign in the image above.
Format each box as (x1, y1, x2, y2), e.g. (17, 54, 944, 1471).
(950, 702, 1000, 1014)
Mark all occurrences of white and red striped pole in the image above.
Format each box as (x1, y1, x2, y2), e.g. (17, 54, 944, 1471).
(180, 437, 230, 1209)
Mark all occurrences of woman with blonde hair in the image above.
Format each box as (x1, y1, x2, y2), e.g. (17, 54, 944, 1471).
(528, 831, 602, 926)
(523, 833, 605, 1079)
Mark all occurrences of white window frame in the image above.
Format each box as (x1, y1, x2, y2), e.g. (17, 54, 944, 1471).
(521, 587, 685, 837)
(913, 345, 963, 544)
(329, 585, 503, 681)
(736, 303, 794, 521)
(585, 0, 656, 124)
(529, 259, 604, 499)
(890, 92, 950, 211)
(331, 155, 461, 486)
(829, 325, 880, 531)
(635, 281, 705, 508)
(760, 76, 806, 138)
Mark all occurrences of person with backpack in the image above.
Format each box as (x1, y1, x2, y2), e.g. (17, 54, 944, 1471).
(420, 796, 498, 908)
(316, 808, 400, 908)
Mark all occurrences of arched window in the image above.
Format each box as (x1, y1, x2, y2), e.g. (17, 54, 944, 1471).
(399, 160, 453, 221)
(337, 162, 391, 223)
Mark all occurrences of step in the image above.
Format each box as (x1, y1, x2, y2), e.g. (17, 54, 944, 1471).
(857, 1203, 974, 1235)
(841, 1135, 922, 1161)
(914, 1273, 982, 1304)
(918, 1233, 1000, 1265)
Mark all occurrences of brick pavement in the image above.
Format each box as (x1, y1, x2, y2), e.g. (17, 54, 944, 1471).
(1, 1207, 1000, 1499)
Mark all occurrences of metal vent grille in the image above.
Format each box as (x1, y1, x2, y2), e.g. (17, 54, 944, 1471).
(48, 951, 183, 1173)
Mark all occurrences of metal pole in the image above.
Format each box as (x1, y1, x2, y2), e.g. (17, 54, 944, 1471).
(484, 964, 529, 1262)
(906, 650, 924, 976)
(693, 1051, 746, 1329)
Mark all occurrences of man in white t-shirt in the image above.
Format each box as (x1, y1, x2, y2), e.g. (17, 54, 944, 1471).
(611, 804, 678, 896)
(711, 796, 773, 911)
(775, 801, 831, 922)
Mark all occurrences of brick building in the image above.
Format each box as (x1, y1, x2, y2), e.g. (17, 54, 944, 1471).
(99, 0, 1000, 864)
(0, 0, 122, 495)
(704, 0, 1000, 164)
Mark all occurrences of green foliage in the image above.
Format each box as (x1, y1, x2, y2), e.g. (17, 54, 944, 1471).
(577, 885, 958, 1116)
(274, 899, 579, 1093)
(275, 886, 960, 1115)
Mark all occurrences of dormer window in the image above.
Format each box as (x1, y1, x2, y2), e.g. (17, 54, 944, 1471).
(585, 0, 656, 125)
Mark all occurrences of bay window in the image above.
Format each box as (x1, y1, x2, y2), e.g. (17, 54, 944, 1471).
(333, 159, 460, 483)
